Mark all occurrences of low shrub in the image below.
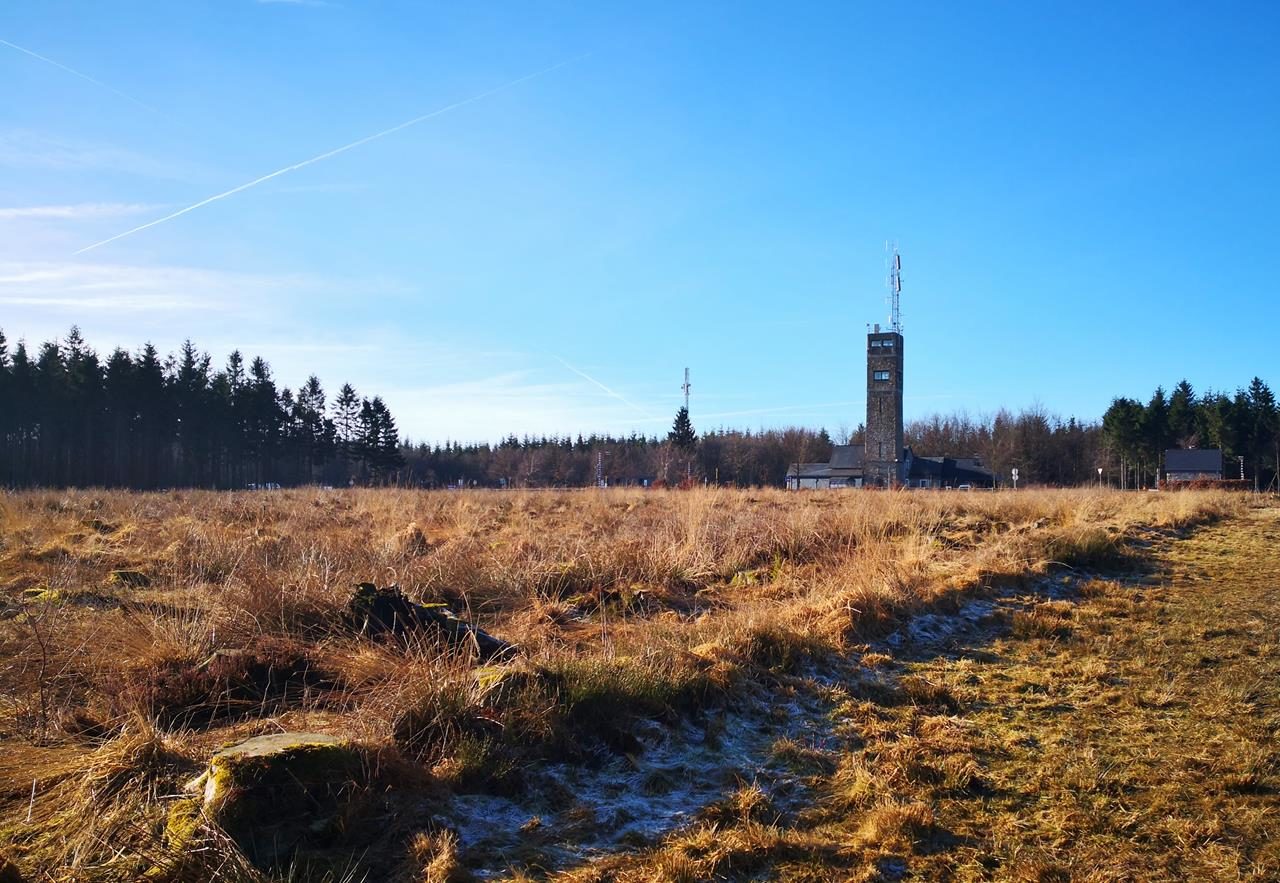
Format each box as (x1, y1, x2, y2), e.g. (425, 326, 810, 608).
(114, 635, 331, 727)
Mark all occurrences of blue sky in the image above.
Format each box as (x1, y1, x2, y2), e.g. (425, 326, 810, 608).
(2, 1, 1277, 443)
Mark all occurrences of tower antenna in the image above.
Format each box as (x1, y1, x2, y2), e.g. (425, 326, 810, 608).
(682, 367, 691, 411)
(886, 242, 903, 333)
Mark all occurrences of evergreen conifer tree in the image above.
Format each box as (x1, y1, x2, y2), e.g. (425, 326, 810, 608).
(669, 406, 696, 450)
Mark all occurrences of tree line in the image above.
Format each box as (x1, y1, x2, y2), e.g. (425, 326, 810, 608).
(3, 327, 1275, 491)
(904, 408, 1101, 487)
(408, 387, 1277, 491)
(407, 405, 1103, 488)
(1102, 378, 1279, 490)
(401, 423, 835, 489)
(0, 327, 403, 489)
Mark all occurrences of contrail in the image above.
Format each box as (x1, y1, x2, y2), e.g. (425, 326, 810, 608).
(0, 37, 158, 113)
(555, 356, 660, 420)
(74, 55, 586, 256)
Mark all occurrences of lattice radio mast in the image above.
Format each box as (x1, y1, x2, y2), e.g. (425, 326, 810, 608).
(681, 368, 692, 481)
(886, 242, 903, 333)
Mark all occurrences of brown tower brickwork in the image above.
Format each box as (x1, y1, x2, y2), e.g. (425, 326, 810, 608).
(865, 329, 904, 487)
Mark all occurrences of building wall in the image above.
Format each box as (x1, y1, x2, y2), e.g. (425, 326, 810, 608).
(786, 477, 831, 490)
(1167, 470, 1222, 482)
(865, 330, 904, 486)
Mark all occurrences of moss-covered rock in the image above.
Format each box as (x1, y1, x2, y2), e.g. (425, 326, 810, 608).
(348, 582, 517, 661)
(162, 795, 204, 850)
(107, 569, 150, 588)
(19, 586, 118, 609)
(182, 733, 368, 867)
(472, 663, 540, 703)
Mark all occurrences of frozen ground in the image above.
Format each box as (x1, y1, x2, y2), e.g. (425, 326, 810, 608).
(435, 683, 837, 876)
(441, 575, 1086, 877)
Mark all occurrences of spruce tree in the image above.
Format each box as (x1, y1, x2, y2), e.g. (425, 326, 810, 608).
(0, 330, 10, 484)
(1247, 378, 1278, 489)
(356, 397, 378, 481)
(174, 341, 212, 484)
(668, 406, 696, 450)
(1142, 387, 1170, 485)
(1168, 380, 1197, 446)
(296, 375, 329, 480)
(332, 383, 361, 482)
(668, 405, 697, 482)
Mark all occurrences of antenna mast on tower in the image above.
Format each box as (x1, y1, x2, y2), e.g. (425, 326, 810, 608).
(886, 242, 903, 333)
(682, 367, 691, 411)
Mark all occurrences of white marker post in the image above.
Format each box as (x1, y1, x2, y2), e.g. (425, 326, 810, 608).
(1011, 467, 1019, 490)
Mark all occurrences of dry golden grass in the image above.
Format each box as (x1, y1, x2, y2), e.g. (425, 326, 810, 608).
(552, 499, 1280, 883)
(0, 486, 1255, 881)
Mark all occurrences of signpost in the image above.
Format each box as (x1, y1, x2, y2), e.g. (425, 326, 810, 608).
(1011, 467, 1019, 490)
(1097, 466, 1103, 489)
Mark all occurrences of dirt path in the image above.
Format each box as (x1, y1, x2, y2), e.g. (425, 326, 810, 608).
(561, 506, 1280, 882)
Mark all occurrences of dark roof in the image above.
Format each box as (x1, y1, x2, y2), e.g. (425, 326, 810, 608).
(1165, 448, 1223, 472)
(830, 445, 864, 470)
(784, 446, 870, 480)
(908, 454, 994, 485)
(785, 446, 992, 484)
(785, 462, 832, 479)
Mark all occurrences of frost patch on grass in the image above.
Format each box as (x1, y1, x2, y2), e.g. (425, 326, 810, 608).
(882, 576, 1085, 655)
(884, 599, 999, 651)
(436, 691, 836, 877)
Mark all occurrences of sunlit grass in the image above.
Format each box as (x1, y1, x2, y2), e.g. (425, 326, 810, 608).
(0, 486, 1250, 880)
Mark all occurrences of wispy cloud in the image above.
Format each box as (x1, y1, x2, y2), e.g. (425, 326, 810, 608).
(235, 341, 379, 355)
(0, 203, 160, 221)
(0, 260, 311, 313)
(0, 259, 417, 325)
(0, 293, 205, 311)
(0, 131, 204, 180)
(74, 54, 588, 254)
(386, 372, 662, 443)
(0, 37, 157, 113)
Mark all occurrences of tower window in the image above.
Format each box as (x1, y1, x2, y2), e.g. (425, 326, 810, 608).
(873, 370, 890, 381)
(870, 340, 882, 348)
(881, 339, 894, 347)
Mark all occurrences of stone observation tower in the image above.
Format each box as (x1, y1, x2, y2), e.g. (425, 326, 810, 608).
(865, 248, 905, 487)
(787, 248, 993, 490)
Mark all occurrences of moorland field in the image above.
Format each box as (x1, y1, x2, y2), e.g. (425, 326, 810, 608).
(0, 487, 1276, 882)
